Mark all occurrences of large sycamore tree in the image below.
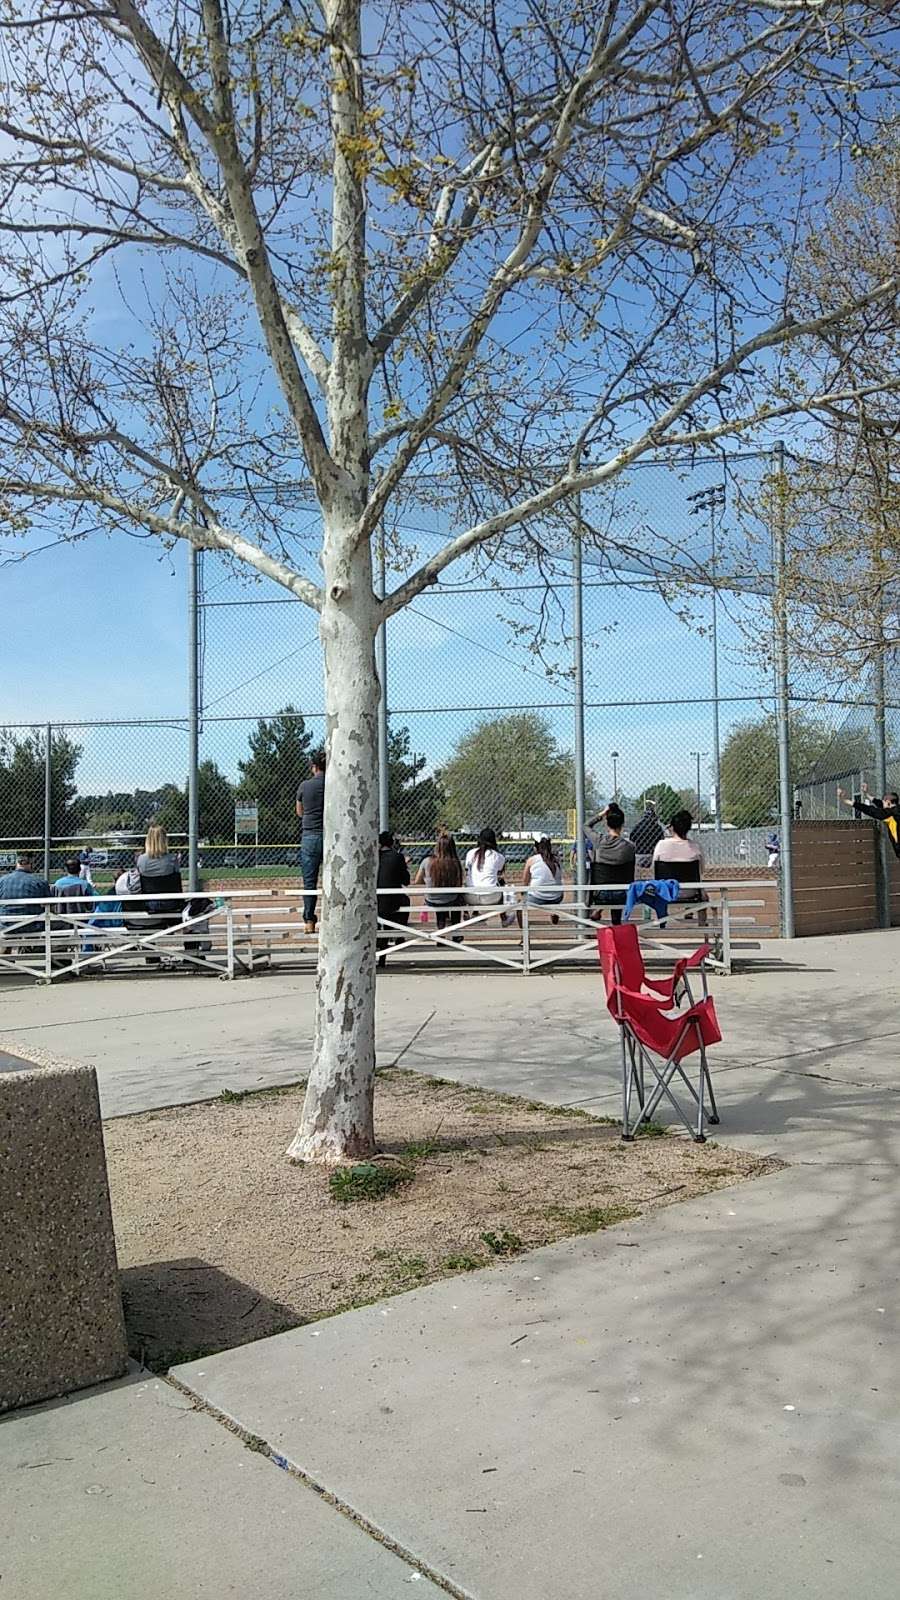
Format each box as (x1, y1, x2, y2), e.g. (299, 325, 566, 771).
(0, 0, 897, 1160)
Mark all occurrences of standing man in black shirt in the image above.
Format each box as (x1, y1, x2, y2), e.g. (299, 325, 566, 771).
(629, 800, 665, 870)
(296, 750, 326, 933)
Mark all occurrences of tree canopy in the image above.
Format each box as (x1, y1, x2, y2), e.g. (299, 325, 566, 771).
(1, 0, 896, 1160)
(155, 760, 235, 842)
(636, 783, 685, 825)
(0, 728, 81, 845)
(440, 713, 572, 833)
(721, 712, 875, 828)
(387, 726, 445, 840)
(236, 708, 316, 847)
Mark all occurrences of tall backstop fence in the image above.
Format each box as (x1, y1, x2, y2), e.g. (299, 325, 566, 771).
(3, 448, 898, 933)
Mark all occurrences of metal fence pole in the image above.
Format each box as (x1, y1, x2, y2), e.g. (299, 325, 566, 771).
(710, 509, 722, 823)
(187, 542, 200, 892)
(874, 593, 890, 928)
(572, 501, 587, 908)
(773, 441, 794, 937)
(375, 534, 390, 833)
(43, 722, 52, 883)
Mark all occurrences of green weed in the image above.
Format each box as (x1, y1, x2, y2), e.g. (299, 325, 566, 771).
(480, 1229, 524, 1256)
(329, 1161, 413, 1205)
(543, 1204, 638, 1235)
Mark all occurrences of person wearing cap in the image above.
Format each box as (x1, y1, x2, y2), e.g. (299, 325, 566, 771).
(629, 800, 665, 869)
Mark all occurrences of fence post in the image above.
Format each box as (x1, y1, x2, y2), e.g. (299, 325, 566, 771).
(43, 722, 52, 884)
(187, 543, 200, 892)
(772, 442, 795, 938)
(874, 603, 890, 929)
(375, 533, 390, 833)
(710, 509, 722, 824)
(572, 500, 587, 911)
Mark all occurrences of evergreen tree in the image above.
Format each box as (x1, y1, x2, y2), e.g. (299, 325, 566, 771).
(0, 728, 81, 842)
(236, 709, 315, 847)
(387, 725, 445, 840)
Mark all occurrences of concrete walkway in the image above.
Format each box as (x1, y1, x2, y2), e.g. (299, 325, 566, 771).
(1, 931, 895, 1122)
(3, 930, 900, 1595)
(0, 1374, 443, 1598)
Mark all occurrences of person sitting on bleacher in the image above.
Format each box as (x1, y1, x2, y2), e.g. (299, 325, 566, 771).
(652, 809, 706, 921)
(587, 804, 636, 925)
(127, 825, 183, 964)
(53, 856, 96, 920)
(0, 852, 51, 939)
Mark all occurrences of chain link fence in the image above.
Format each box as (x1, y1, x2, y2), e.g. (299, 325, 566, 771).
(2, 450, 897, 894)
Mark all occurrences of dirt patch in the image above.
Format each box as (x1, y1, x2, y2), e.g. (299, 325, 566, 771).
(104, 1069, 781, 1370)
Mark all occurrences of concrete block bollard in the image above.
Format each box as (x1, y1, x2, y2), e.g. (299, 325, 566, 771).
(1, 1063, 127, 1411)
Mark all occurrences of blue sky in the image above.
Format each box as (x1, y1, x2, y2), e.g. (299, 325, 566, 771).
(2, 455, 790, 810)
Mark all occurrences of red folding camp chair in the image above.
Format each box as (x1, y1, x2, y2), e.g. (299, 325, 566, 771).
(597, 921, 710, 1010)
(598, 924, 721, 1142)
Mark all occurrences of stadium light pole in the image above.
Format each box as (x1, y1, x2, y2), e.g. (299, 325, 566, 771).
(611, 750, 619, 799)
(688, 482, 725, 824)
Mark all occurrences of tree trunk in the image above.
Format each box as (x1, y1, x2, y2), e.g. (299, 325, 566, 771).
(287, 528, 380, 1163)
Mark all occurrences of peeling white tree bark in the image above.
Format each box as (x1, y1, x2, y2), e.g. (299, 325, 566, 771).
(286, 520, 381, 1162)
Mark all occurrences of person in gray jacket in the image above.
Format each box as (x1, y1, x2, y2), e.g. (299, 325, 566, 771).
(129, 826, 183, 961)
(586, 803, 636, 924)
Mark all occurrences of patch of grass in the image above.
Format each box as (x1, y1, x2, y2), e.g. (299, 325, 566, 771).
(391, 1255, 428, 1280)
(441, 1251, 484, 1272)
(329, 1161, 413, 1205)
(635, 1120, 667, 1138)
(401, 1126, 449, 1161)
(480, 1228, 524, 1256)
(218, 1082, 303, 1105)
(524, 1100, 611, 1122)
(542, 1203, 637, 1235)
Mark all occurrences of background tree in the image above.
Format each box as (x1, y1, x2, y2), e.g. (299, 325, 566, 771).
(676, 788, 713, 824)
(441, 713, 572, 833)
(0, 729, 81, 844)
(75, 793, 139, 835)
(721, 712, 875, 828)
(734, 140, 900, 679)
(387, 726, 445, 840)
(0, 1, 896, 1160)
(636, 783, 684, 825)
(236, 711, 314, 847)
(155, 761, 235, 841)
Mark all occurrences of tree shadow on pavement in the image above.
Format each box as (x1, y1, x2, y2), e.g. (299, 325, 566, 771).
(121, 1258, 302, 1373)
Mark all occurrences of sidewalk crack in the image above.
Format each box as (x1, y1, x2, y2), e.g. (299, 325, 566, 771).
(163, 1372, 477, 1600)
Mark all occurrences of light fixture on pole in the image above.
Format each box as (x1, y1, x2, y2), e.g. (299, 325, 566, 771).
(611, 750, 619, 800)
(688, 483, 726, 824)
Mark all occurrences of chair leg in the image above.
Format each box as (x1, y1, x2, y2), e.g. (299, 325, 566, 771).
(620, 1027, 633, 1141)
(700, 1041, 720, 1125)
